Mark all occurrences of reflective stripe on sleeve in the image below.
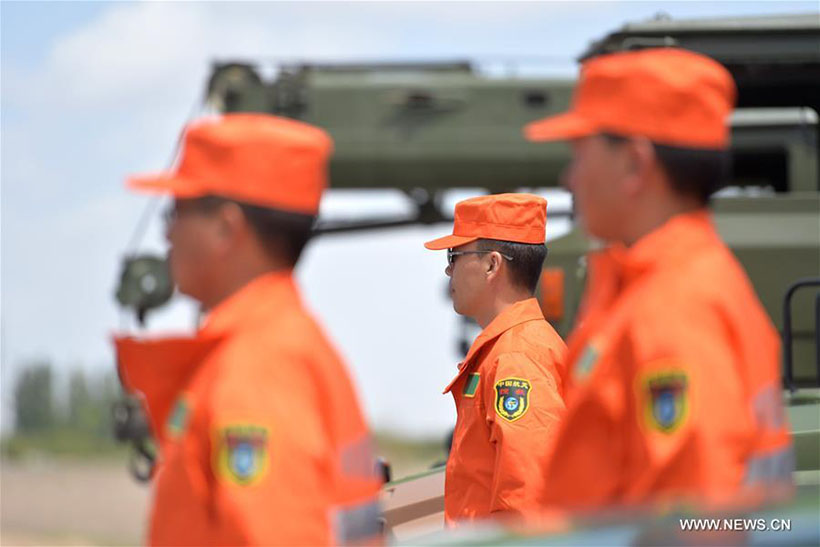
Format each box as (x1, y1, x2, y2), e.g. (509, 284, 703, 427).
(341, 435, 379, 480)
(744, 445, 795, 486)
(333, 499, 383, 544)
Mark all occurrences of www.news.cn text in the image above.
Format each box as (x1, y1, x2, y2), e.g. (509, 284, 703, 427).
(679, 518, 792, 532)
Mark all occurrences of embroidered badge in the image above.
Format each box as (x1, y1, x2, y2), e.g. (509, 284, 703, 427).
(463, 373, 480, 398)
(165, 397, 190, 438)
(643, 372, 689, 433)
(494, 378, 531, 422)
(214, 425, 269, 485)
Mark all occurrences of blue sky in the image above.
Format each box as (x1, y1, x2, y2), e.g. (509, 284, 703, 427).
(2, 1, 817, 436)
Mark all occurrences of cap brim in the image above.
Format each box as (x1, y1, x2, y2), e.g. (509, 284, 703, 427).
(424, 235, 479, 251)
(126, 173, 204, 197)
(524, 112, 599, 142)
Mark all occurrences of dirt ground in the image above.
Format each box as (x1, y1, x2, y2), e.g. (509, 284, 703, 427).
(1, 458, 149, 546)
(0, 447, 440, 546)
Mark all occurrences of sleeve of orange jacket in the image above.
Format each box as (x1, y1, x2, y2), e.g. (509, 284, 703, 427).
(541, 308, 750, 509)
(624, 307, 749, 502)
(309, 348, 385, 544)
(201, 345, 382, 546)
(203, 355, 336, 546)
(540, 343, 702, 508)
(484, 351, 565, 515)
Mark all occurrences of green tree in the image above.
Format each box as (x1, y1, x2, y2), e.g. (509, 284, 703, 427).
(67, 369, 122, 437)
(14, 362, 55, 433)
(68, 369, 94, 433)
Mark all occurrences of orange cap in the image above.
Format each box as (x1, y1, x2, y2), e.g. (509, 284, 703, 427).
(525, 48, 736, 149)
(127, 113, 333, 215)
(424, 193, 546, 250)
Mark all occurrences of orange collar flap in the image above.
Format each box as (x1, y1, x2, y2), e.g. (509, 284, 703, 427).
(114, 334, 223, 441)
(443, 361, 473, 394)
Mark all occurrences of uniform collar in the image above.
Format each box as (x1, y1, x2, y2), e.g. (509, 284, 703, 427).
(593, 209, 716, 286)
(565, 210, 718, 394)
(443, 298, 545, 394)
(571, 209, 716, 352)
(200, 269, 299, 336)
(113, 269, 300, 442)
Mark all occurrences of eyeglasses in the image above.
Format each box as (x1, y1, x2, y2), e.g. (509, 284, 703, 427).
(162, 197, 226, 227)
(447, 249, 514, 266)
(161, 204, 179, 227)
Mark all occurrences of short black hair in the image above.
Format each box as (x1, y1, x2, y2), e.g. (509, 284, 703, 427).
(182, 195, 315, 266)
(236, 202, 315, 265)
(601, 133, 729, 205)
(477, 239, 547, 294)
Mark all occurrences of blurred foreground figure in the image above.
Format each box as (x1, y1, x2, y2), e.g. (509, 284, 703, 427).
(114, 114, 382, 545)
(525, 49, 793, 508)
(425, 194, 567, 523)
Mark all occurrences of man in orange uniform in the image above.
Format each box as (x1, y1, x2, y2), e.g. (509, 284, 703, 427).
(114, 114, 382, 545)
(424, 193, 567, 524)
(524, 48, 793, 509)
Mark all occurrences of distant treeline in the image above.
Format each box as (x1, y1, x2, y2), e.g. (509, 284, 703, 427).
(4, 362, 124, 457)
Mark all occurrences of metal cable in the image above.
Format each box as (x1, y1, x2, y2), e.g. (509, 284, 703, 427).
(124, 98, 204, 257)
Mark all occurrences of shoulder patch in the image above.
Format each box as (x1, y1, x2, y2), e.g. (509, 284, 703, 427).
(494, 377, 531, 422)
(214, 424, 270, 485)
(463, 373, 480, 398)
(641, 371, 689, 433)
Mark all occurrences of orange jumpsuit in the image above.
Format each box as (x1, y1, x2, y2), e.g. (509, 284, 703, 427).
(540, 211, 793, 509)
(115, 271, 382, 545)
(443, 298, 566, 524)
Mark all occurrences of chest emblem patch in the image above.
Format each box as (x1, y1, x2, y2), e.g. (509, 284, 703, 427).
(214, 425, 269, 486)
(165, 397, 190, 438)
(494, 378, 531, 422)
(573, 344, 600, 383)
(643, 372, 689, 433)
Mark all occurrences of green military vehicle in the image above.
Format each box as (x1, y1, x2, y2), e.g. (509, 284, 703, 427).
(115, 11, 819, 544)
(380, 13, 820, 543)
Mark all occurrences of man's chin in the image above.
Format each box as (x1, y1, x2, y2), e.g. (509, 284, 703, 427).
(172, 277, 199, 303)
(580, 218, 608, 241)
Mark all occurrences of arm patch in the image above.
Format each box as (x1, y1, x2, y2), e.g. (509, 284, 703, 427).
(494, 377, 531, 422)
(213, 424, 270, 486)
(641, 371, 689, 433)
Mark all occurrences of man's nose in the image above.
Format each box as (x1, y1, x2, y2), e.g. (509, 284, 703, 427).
(164, 219, 176, 244)
(445, 263, 452, 277)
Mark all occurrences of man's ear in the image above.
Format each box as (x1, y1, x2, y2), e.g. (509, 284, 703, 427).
(622, 137, 656, 197)
(214, 202, 247, 248)
(486, 251, 503, 279)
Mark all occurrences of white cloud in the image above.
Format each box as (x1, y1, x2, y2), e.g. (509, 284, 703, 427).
(7, 2, 598, 115)
(46, 3, 208, 108)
